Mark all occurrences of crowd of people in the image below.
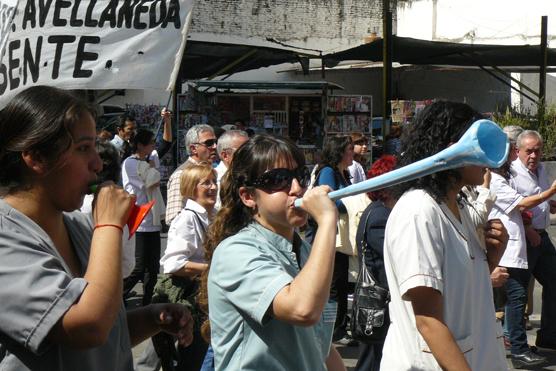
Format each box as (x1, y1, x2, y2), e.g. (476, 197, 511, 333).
(2, 86, 556, 371)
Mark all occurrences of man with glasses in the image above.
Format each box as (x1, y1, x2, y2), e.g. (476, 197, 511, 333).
(166, 124, 217, 224)
(214, 130, 249, 209)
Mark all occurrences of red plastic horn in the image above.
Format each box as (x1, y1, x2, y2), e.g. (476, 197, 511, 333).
(127, 200, 155, 238)
(88, 184, 155, 238)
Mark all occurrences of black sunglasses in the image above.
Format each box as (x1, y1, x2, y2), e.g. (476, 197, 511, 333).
(249, 167, 310, 192)
(195, 138, 217, 147)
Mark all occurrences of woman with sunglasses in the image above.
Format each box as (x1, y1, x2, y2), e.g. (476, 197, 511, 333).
(198, 134, 345, 370)
(381, 101, 508, 370)
(348, 132, 368, 184)
(122, 129, 166, 305)
(305, 135, 354, 345)
(0, 86, 193, 370)
(153, 162, 216, 370)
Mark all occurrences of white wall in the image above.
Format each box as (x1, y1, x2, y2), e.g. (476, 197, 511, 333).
(397, 0, 556, 112)
(397, 0, 556, 45)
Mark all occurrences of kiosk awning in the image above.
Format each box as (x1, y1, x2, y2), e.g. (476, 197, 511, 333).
(191, 80, 344, 91)
(323, 36, 556, 71)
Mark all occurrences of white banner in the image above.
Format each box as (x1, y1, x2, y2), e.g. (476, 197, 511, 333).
(0, 0, 195, 107)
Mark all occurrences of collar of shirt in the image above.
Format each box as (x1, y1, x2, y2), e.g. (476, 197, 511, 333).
(511, 158, 545, 182)
(247, 222, 295, 254)
(111, 134, 124, 147)
(184, 198, 210, 221)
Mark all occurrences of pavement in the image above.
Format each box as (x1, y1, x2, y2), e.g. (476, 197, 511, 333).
(129, 227, 556, 370)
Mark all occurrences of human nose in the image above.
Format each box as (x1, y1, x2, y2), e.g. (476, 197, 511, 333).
(290, 177, 303, 195)
(92, 152, 103, 173)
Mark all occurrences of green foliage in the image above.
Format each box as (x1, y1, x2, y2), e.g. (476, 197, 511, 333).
(493, 105, 556, 160)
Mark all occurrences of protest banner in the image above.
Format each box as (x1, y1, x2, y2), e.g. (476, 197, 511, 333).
(0, 0, 194, 107)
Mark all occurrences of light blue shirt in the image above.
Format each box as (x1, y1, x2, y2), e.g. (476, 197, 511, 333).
(208, 222, 336, 371)
(110, 134, 125, 152)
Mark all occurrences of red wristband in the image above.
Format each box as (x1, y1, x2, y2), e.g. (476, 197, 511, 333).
(94, 224, 124, 233)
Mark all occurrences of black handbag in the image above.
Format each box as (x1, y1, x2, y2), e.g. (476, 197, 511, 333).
(350, 211, 390, 344)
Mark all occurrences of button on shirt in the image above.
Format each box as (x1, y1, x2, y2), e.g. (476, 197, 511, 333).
(160, 199, 209, 274)
(489, 173, 527, 269)
(208, 222, 336, 371)
(510, 159, 550, 229)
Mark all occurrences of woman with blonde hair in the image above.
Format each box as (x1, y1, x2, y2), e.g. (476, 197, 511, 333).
(154, 162, 217, 371)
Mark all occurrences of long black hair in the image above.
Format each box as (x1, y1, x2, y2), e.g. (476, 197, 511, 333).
(316, 135, 352, 182)
(394, 101, 482, 202)
(0, 86, 93, 195)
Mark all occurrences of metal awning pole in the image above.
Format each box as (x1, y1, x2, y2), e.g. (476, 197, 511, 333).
(539, 15, 548, 125)
(382, 0, 392, 138)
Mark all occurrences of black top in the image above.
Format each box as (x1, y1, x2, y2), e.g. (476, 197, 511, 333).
(355, 200, 391, 289)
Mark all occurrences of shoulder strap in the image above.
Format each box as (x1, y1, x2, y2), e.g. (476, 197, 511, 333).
(359, 208, 381, 284)
(359, 209, 373, 256)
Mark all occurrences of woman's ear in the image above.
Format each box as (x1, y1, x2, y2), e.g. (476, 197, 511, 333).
(239, 186, 257, 209)
(21, 150, 48, 175)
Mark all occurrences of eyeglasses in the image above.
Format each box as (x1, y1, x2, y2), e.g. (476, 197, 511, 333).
(198, 179, 217, 189)
(249, 167, 310, 192)
(195, 138, 217, 147)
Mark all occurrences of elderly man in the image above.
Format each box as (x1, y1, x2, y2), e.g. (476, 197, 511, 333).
(165, 124, 217, 224)
(511, 130, 556, 353)
(214, 130, 249, 209)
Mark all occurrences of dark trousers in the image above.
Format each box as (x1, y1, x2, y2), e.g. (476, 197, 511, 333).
(331, 251, 349, 340)
(528, 231, 556, 341)
(355, 342, 384, 371)
(123, 231, 161, 305)
(505, 267, 531, 354)
(152, 330, 208, 371)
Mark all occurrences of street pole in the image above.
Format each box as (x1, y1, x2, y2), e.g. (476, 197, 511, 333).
(539, 15, 547, 126)
(382, 0, 392, 139)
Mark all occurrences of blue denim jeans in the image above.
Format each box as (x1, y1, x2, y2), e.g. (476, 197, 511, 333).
(527, 231, 556, 342)
(200, 345, 214, 371)
(504, 267, 531, 354)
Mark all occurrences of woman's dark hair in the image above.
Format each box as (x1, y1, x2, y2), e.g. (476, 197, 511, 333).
(316, 135, 352, 182)
(198, 134, 304, 342)
(96, 140, 121, 183)
(130, 129, 154, 153)
(394, 101, 482, 202)
(0, 86, 94, 195)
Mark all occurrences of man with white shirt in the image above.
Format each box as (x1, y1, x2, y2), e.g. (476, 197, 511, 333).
(511, 130, 556, 351)
(165, 125, 217, 224)
(214, 130, 249, 209)
(111, 114, 137, 160)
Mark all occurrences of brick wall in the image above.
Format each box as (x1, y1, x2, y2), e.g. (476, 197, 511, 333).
(189, 0, 386, 52)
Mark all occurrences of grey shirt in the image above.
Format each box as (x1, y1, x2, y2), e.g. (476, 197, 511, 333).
(0, 199, 133, 371)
